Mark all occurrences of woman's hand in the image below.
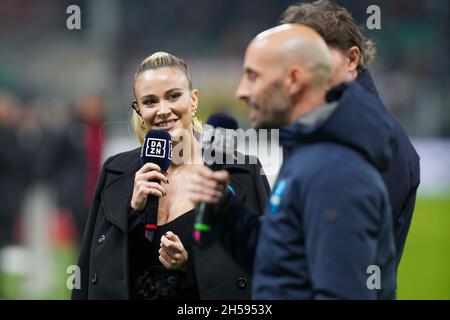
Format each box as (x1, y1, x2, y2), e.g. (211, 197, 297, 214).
(130, 163, 169, 212)
(159, 231, 188, 270)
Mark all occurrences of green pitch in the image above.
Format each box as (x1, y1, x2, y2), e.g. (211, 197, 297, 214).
(397, 194, 450, 300)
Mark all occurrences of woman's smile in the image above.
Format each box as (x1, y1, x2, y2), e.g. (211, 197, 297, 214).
(154, 119, 178, 130)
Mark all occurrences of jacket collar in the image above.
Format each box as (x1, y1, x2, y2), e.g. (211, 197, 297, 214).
(279, 81, 396, 171)
(356, 69, 380, 99)
(297, 101, 338, 127)
(104, 147, 142, 174)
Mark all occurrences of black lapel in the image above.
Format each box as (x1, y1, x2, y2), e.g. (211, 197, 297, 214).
(100, 148, 141, 233)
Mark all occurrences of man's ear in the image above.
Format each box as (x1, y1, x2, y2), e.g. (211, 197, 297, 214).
(285, 65, 304, 96)
(347, 46, 361, 73)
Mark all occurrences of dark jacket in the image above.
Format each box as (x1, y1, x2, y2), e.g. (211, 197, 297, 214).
(214, 82, 398, 299)
(357, 70, 420, 266)
(71, 147, 270, 300)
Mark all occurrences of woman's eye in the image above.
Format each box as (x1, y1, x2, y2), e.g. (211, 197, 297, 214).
(169, 93, 181, 100)
(143, 99, 157, 106)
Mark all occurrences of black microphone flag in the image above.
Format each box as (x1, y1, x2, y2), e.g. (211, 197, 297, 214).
(140, 130, 172, 242)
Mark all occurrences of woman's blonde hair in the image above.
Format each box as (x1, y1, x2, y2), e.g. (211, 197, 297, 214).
(131, 52, 202, 144)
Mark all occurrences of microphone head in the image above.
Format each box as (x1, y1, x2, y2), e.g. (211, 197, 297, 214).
(141, 130, 172, 171)
(202, 113, 238, 165)
(206, 113, 238, 130)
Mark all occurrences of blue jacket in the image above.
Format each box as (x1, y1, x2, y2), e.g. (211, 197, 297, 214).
(357, 70, 420, 266)
(213, 81, 397, 299)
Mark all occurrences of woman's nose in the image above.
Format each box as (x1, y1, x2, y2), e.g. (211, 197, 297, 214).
(156, 100, 171, 116)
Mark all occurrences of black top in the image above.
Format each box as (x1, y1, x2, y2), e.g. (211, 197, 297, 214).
(128, 208, 200, 300)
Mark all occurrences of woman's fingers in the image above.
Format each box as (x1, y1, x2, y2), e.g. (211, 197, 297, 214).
(159, 247, 176, 263)
(138, 162, 162, 174)
(137, 181, 166, 197)
(159, 232, 188, 270)
(164, 231, 179, 242)
(135, 164, 168, 185)
(142, 187, 164, 198)
(159, 254, 172, 269)
(160, 233, 183, 254)
(140, 171, 169, 184)
(131, 163, 167, 211)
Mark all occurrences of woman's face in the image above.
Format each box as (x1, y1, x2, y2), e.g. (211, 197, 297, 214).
(134, 67, 198, 138)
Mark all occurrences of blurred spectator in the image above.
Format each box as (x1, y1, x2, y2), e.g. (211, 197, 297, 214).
(0, 91, 28, 248)
(50, 94, 105, 245)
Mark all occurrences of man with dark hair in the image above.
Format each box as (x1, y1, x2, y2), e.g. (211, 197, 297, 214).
(280, 0, 376, 74)
(280, 0, 420, 267)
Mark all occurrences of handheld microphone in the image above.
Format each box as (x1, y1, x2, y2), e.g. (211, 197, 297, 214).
(140, 130, 172, 242)
(205, 112, 239, 131)
(194, 113, 238, 246)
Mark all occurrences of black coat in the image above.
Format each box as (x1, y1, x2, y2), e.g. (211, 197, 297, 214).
(71, 147, 270, 300)
(356, 70, 420, 266)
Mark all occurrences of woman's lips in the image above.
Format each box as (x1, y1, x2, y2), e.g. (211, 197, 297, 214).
(154, 119, 178, 130)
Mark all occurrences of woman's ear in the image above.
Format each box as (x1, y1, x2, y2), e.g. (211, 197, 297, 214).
(347, 46, 361, 74)
(190, 89, 199, 115)
(131, 101, 141, 116)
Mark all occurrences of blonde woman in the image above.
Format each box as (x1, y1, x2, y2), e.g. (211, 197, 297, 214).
(72, 52, 270, 300)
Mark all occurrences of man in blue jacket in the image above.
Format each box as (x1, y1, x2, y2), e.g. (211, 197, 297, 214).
(280, 0, 420, 267)
(188, 24, 397, 299)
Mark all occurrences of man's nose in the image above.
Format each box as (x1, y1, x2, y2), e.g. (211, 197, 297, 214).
(235, 78, 249, 102)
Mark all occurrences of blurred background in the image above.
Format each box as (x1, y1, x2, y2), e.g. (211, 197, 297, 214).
(0, 0, 448, 299)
